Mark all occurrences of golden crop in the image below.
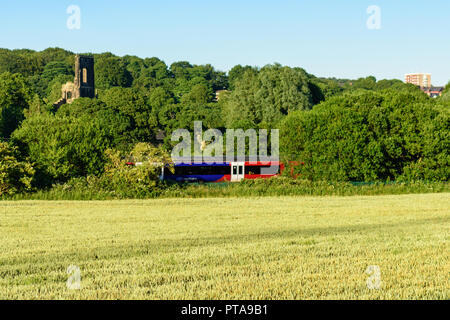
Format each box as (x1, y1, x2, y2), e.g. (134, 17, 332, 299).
(0, 194, 449, 299)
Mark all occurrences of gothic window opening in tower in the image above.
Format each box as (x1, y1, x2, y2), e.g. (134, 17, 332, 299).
(83, 68, 87, 83)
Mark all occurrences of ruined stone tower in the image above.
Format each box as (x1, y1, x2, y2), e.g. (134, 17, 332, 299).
(74, 55, 95, 99)
(56, 54, 95, 107)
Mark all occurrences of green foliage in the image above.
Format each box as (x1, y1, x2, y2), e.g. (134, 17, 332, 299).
(0, 48, 74, 98)
(0, 72, 31, 138)
(24, 94, 48, 118)
(12, 113, 115, 184)
(41, 61, 73, 80)
(38, 47, 74, 66)
(0, 49, 44, 77)
(351, 76, 377, 90)
(307, 76, 423, 103)
(131, 57, 170, 89)
(0, 141, 34, 196)
(98, 87, 159, 146)
(280, 90, 449, 182)
(39, 61, 74, 101)
(7, 177, 449, 200)
(42, 143, 175, 199)
(95, 53, 133, 89)
(228, 65, 256, 90)
(99, 143, 173, 196)
(45, 74, 73, 103)
(307, 76, 344, 104)
(223, 64, 313, 129)
(444, 81, 450, 92)
(164, 178, 449, 198)
(1, 47, 448, 198)
(440, 82, 450, 102)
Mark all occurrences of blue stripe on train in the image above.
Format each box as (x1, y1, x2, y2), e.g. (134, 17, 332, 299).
(165, 175, 225, 183)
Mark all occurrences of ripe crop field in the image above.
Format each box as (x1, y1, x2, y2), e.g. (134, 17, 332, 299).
(0, 194, 449, 300)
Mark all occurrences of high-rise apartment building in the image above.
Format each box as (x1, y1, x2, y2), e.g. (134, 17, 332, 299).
(405, 73, 431, 88)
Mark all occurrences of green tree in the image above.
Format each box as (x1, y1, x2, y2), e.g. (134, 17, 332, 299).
(57, 97, 136, 151)
(0, 72, 31, 138)
(95, 54, 132, 89)
(223, 64, 313, 128)
(440, 82, 450, 102)
(170, 61, 193, 79)
(228, 65, 256, 90)
(41, 61, 73, 80)
(180, 83, 212, 105)
(12, 113, 115, 183)
(352, 76, 377, 90)
(0, 141, 34, 196)
(280, 90, 448, 182)
(0, 49, 44, 77)
(99, 87, 159, 145)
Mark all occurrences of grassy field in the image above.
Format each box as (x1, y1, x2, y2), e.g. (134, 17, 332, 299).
(0, 194, 449, 299)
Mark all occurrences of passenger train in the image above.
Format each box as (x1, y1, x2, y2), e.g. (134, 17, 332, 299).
(163, 160, 284, 183)
(127, 158, 285, 183)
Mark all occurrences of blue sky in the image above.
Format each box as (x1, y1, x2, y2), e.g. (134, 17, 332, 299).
(1, 0, 449, 85)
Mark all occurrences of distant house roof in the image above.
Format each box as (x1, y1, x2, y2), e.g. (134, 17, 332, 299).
(421, 86, 444, 92)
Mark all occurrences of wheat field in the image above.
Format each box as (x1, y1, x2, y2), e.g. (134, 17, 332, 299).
(0, 194, 449, 300)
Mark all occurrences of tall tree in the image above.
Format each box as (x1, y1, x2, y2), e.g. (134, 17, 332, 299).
(95, 53, 132, 89)
(223, 64, 313, 129)
(0, 73, 30, 138)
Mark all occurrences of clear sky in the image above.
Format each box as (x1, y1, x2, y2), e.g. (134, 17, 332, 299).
(1, 0, 449, 85)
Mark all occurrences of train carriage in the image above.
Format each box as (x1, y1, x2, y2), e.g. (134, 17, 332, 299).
(163, 159, 284, 183)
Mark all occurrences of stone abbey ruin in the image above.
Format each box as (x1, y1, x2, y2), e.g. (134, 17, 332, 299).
(54, 54, 95, 108)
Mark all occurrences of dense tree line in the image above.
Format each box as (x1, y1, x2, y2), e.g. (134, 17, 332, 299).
(0, 47, 448, 196)
(280, 90, 449, 181)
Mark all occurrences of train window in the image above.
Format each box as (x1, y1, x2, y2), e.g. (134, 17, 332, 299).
(165, 165, 230, 176)
(238, 166, 243, 175)
(233, 166, 237, 175)
(245, 165, 280, 175)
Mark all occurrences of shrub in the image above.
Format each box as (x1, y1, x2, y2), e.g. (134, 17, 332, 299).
(96, 143, 174, 198)
(12, 113, 114, 184)
(0, 141, 34, 196)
